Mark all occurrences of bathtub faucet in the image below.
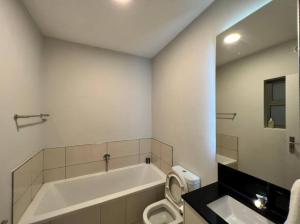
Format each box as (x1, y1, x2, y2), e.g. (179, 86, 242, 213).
(103, 153, 111, 172)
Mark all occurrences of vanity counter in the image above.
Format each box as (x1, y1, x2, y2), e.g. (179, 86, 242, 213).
(216, 154, 237, 168)
(182, 182, 288, 224)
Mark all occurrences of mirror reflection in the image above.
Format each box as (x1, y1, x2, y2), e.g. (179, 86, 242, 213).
(216, 0, 299, 190)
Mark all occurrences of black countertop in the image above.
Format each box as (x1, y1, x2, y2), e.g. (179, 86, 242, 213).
(182, 182, 288, 224)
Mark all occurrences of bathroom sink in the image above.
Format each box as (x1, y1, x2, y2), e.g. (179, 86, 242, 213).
(207, 195, 275, 224)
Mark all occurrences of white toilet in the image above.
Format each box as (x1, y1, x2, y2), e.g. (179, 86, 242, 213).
(143, 165, 200, 224)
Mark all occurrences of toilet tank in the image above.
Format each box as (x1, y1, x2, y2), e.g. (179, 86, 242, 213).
(172, 165, 201, 192)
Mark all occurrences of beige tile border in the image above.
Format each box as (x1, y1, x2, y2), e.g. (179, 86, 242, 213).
(107, 140, 139, 159)
(216, 133, 239, 161)
(150, 138, 174, 171)
(43, 147, 66, 170)
(66, 143, 107, 166)
(44, 167, 66, 183)
(66, 161, 106, 178)
(12, 150, 44, 224)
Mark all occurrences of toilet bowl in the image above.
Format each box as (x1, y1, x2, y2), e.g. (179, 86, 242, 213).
(143, 165, 200, 224)
(143, 199, 183, 224)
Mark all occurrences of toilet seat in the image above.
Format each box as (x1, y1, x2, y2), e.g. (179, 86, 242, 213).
(165, 171, 188, 215)
(143, 199, 183, 224)
(143, 171, 188, 224)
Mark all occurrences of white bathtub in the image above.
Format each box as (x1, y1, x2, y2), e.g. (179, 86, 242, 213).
(19, 164, 166, 224)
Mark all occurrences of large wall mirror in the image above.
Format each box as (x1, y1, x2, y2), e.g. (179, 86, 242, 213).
(216, 0, 299, 190)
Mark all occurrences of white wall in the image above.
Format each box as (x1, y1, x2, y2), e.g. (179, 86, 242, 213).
(0, 0, 44, 222)
(42, 38, 152, 148)
(152, 0, 270, 186)
(217, 40, 298, 189)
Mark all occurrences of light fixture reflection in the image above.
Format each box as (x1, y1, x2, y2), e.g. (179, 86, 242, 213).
(254, 199, 263, 209)
(113, 0, 132, 5)
(224, 33, 241, 44)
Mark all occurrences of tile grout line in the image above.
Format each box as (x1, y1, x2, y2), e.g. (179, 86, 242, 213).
(11, 170, 14, 224)
(64, 147, 66, 179)
(138, 139, 141, 163)
(42, 149, 45, 184)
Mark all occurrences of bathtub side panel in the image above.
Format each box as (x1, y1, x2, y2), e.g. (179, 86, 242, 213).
(50, 206, 100, 224)
(42, 185, 164, 224)
(101, 198, 126, 224)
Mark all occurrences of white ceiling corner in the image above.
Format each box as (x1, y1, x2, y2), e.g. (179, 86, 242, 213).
(22, 0, 214, 58)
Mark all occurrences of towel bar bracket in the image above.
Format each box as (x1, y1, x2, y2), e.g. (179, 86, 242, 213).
(13, 113, 50, 132)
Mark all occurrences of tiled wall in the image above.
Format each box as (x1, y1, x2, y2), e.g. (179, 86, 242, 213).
(12, 138, 173, 224)
(151, 139, 173, 174)
(44, 139, 152, 182)
(216, 133, 239, 161)
(12, 151, 43, 224)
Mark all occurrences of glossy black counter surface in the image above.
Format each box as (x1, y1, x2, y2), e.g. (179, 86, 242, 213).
(182, 182, 287, 224)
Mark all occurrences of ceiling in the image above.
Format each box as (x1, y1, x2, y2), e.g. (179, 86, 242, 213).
(217, 0, 297, 66)
(22, 0, 214, 58)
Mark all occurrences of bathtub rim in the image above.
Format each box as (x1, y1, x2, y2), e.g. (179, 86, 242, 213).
(19, 163, 166, 224)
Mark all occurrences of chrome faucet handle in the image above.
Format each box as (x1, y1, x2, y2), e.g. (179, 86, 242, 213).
(103, 153, 110, 160)
(256, 193, 267, 200)
(103, 154, 111, 172)
(254, 194, 268, 209)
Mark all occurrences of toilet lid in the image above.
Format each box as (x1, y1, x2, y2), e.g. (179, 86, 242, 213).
(165, 171, 188, 214)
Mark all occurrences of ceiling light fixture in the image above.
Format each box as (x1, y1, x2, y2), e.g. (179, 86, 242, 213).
(113, 0, 132, 5)
(224, 33, 241, 44)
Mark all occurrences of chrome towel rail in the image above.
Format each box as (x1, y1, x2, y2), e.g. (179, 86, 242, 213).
(14, 114, 50, 120)
(13, 114, 50, 131)
(217, 113, 237, 120)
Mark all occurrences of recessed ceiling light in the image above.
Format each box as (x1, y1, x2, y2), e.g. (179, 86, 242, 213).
(113, 0, 132, 5)
(224, 33, 241, 44)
